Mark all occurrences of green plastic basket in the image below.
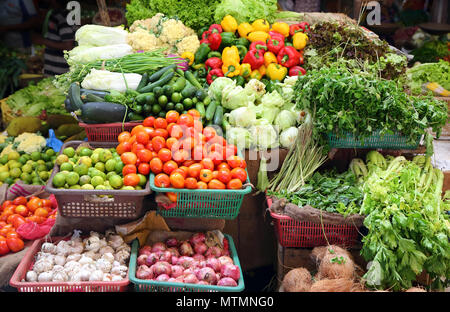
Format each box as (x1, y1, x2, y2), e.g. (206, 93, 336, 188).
(328, 130, 422, 149)
(150, 171, 251, 220)
(128, 235, 245, 292)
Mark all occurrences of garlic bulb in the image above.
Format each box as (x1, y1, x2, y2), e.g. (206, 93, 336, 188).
(79, 255, 95, 265)
(101, 252, 115, 264)
(54, 255, 66, 266)
(38, 272, 53, 282)
(52, 265, 64, 272)
(64, 260, 81, 272)
(115, 243, 131, 253)
(89, 270, 104, 281)
(83, 250, 101, 260)
(102, 273, 113, 281)
(33, 259, 53, 274)
(35, 252, 52, 261)
(56, 241, 70, 256)
(114, 249, 130, 264)
(52, 271, 68, 282)
(99, 246, 114, 255)
(111, 275, 123, 281)
(25, 271, 38, 282)
(96, 258, 112, 273)
(89, 231, 101, 238)
(99, 238, 107, 248)
(110, 265, 128, 278)
(112, 261, 121, 267)
(107, 235, 124, 249)
(72, 269, 91, 282)
(84, 236, 101, 253)
(66, 254, 81, 262)
(105, 228, 115, 238)
(44, 254, 55, 265)
(41, 242, 56, 254)
(68, 241, 84, 254)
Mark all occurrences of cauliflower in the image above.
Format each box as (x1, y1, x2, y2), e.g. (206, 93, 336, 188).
(176, 35, 200, 55)
(159, 19, 192, 44)
(129, 13, 164, 33)
(14, 132, 47, 154)
(127, 29, 162, 52)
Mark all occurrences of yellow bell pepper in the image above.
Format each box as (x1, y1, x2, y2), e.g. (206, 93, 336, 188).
(271, 22, 290, 37)
(240, 63, 252, 78)
(181, 51, 194, 66)
(221, 46, 240, 65)
(222, 61, 241, 78)
(248, 31, 270, 43)
(251, 19, 270, 33)
(250, 69, 262, 80)
(263, 51, 277, 67)
(266, 63, 287, 81)
(258, 64, 266, 77)
(292, 32, 308, 50)
(237, 23, 254, 39)
(221, 15, 238, 33)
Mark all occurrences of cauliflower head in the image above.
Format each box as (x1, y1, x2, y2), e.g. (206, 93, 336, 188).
(159, 19, 192, 45)
(127, 29, 162, 52)
(176, 35, 200, 55)
(14, 133, 47, 154)
(129, 13, 164, 33)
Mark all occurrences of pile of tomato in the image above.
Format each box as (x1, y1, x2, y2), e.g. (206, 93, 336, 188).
(0, 196, 56, 255)
(115, 109, 247, 202)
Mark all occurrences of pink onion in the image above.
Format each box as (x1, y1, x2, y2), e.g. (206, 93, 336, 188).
(190, 233, 206, 245)
(194, 242, 208, 255)
(151, 242, 167, 253)
(197, 281, 209, 285)
(145, 253, 159, 266)
(217, 277, 238, 287)
(196, 267, 217, 285)
(183, 273, 199, 284)
(139, 245, 152, 256)
(151, 261, 172, 277)
(220, 263, 240, 281)
(205, 246, 222, 258)
(167, 54, 189, 71)
(166, 237, 178, 248)
(171, 256, 179, 265)
(156, 274, 170, 282)
(136, 265, 153, 280)
(183, 268, 194, 275)
(206, 257, 222, 272)
(158, 251, 172, 263)
(168, 277, 177, 282)
(177, 256, 195, 269)
(179, 241, 194, 256)
(171, 265, 184, 278)
(197, 260, 207, 268)
(167, 247, 180, 257)
(216, 273, 222, 281)
(221, 249, 231, 257)
(137, 254, 148, 266)
(175, 276, 184, 283)
(218, 256, 234, 266)
(193, 254, 205, 262)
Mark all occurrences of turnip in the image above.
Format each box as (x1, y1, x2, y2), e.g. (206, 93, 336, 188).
(217, 277, 238, 287)
(218, 256, 233, 266)
(220, 263, 240, 281)
(151, 242, 167, 253)
(183, 273, 198, 284)
(179, 241, 194, 256)
(139, 245, 152, 256)
(171, 265, 184, 278)
(189, 233, 205, 245)
(166, 237, 178, 248)
(151, 261, 172, 277)
(136, 265, 153, 280)
(194, 242, 208, 255)
(167, 247, 180, 257)
(205, 246, 222, 258)
(206, 257, 221, 272)
(137, 254, 148, 266)
(196, 267, 217, 285)
(177, 256, 195, 269)
(156, 274, 170, 282)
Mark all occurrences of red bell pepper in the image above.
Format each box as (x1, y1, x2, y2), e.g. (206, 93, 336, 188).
(249, 41, 267, 53)
(269, 31, 285, 41)
(267, 36, 285, 55)
(202, 30, 211, 41)
(209, 24, 223, 34)
(289, 66, 306, 76)
(289, 22, 310, 36)
(299, 54, 304, 65)
(277, 46, 300, 68)
(243, 49, 265, 70)
(205, 57, 223, 71)
(206, 68, 224, 84)
(201, 30, 222, 51)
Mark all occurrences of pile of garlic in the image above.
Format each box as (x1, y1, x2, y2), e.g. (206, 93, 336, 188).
(24, 229, 131, 283)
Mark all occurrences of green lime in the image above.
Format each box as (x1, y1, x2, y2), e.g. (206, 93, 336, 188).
(0, 155, 8, 165)
(152, 104, 162, 115)
(158, 95, 168, 106)
(5, 177, 14, 185)
(79, 175, 91, 186)
(175, 103, 184, 113)
(106, 171, 116, 180)
(135, 185, 143, 190)
(0, 165, 8, 173)
(171, 92, 182, 103)
(163, 85, 173, 96)
(51, 156, 57, 162)
(99, 150, 112, 163)
(37, 160, 45, 166)
(70, 185, 81, 189)
(105, 159, 116, 172)
(154, 86, 163, 97)
(60, 170, 70, 177)
(91, 176, 104, 187)
(137, 174, 147, 187)
(90, 152, 100, 164)
(39, 171, 49, 181)
(114, 161, 124, 174)
(22, 164, 32, 173)
(183, 98, 193, 109)
(60, 162, 73, 172)
(31, 171, 37, 178)
(41, 153, 50, 162)
(56, 154, 69, 165)
(109, 174, 123, 189)
(79, 147, 93, 157)
(0, 171, 10, 182)
(46, 149, 56, 157)
(9, 161, 21, 170)
(10, 167, 21, 179)
(81, 184, 94, 190)
(66, 172, 80, 186)
(30, 151, 41, 161)
(95, 185, 107, 190)
(63, 147, 75, 158)
(121, 186, 135, 190)
(166, 102, 175, 111)
(192, 97, 198, 104)
(8, 151, 20, 161)
(31, 162, 38, 169)
(74, 164, 88, 176)
(46, 161, 54, 171)
(20, 172, 32, 184)
(36, 164, 47, 172)
(95, 162, 105, 172)
(52, 172, 66, 187)
(158, 111, 166, 118)
(113, 156, 122, 163)
(18, 156, 28, 165)
(77, 156, 92, 168)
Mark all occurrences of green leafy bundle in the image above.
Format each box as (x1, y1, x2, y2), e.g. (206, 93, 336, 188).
(294, 64, 449, 149)
(214, 0, 278, 24)
(411, 39, 449, 64)
(360, 155, 450, 291)
(403, 60, 450, 95)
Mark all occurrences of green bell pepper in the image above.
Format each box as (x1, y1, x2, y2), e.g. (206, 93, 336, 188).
(235, 37, 250, 48)
(194, 43, 211, 64)
(197, 26, 209, 38)
(232, 75, 245, 86)
(236, 45, 248, 61)
(220, 32, 236, 48)
(207, 51, 222, 59)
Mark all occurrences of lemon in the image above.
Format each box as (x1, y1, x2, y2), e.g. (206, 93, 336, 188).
(10, 167, 22, 179)
(81, 184, 94, 190)
(56, 154, 69, 165)
(52, 172, 66, 187)
(79, 175, 91, 186)
(66, 172, 80, 186)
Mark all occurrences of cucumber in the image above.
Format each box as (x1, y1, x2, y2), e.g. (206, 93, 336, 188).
(81, 93, 105, 103)
(184, 71, 203, 89)
(172, 77, 187, 92)
(68, 83, 83, 110)
(79, 102, 127, 124)
(205, 100, 217, 121)
(222, 118, 231, 132)
(79, 89, 109, 98)
(181, 83, 197, 98)
(175, 68, 185, 77)
(195, 102, 206, 118)
(136, 73, 149, 92)
(136, 92, 154, 105)
(148, 64, 177, 82)
(127, 111, 144, 121)
(139, 71, 175, 93)
(213, 105, 223, 126)
(195, 89, 207, 101)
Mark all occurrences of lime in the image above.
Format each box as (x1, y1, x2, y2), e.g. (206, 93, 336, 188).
(10, 167, 22, 179)
(158, 95, 168, 106)
(105, 159, 116, 172)
(95, 185, 107, 190)
(37, 160, 45, 166)
(31, 171, 37, 178)
(22, 164, 32, 173)
(70, 185, 81, 189)
(30, 151, 41, 161)
(63, 147, 75, 158)
(52, 172, 66, 187)
(113, 156, 122, 163)
(0, 172, 10, 182)
(183, 98, 193, 109)
(172, 92, 182, 103)
(20, 172, 32, 184)
(175, 103, 184, 113)
(138, 174, 147, 187)
(99, 150, 112, 163)
(135, 185, 143, 190)
(0, 165, 8, 173)
(114, 161, 124, 174)
(109, 174, 123, 189)
(60, 170, 70, 177)
(81, 184, 94, 190)
(90, 152, 100, 164)
(46, 149, 55, 157)
(5, 177, 14, 185)
(18, 156, 28, 165)
(79, 175, 91, 186)
(74, 164, 88, 176)
(8, 151, 20, 161)
(56, 154, 69, 165)
(31, 162, 38, 169)
(8, 160, 21, 169)
(95, 162, 105, 172)
(51, 156, 57, 162)
(39, 171, 49, 181)
(36, 164, 47, 172)
(41, 153, 50, 162)
(60, 162, 73, 172)
(79, 147, 92, 157)
(106, 171, 116, 180)
(0, 155, 8, 165)
(46, 161, 54, 171)
(91, 176, 104, 187)
(66, 172, 80, 186)
(77, 156, 92, 168)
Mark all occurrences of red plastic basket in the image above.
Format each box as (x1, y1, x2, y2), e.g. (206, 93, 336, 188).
(267, 197, 359, 248)
(79, 121, 142, 142)
(9, 237, 130, 292)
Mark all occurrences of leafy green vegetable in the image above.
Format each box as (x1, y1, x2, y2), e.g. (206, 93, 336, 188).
(403, 60, 450, 95)
(214, 0, 278, 24)
(411, 39, 449, 64)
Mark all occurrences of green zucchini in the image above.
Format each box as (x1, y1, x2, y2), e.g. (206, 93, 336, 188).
(184, 71, 203, 89)
(205, 100, 217, 121)
(139, 71, 175, 93)
(79, 102, 127, 124)
(81, 93, 105, 103)
(213, 105, 223, 126)
(148, 64, 177, 82)
(195, 102, 206, 118)
(68, 83, 83, 110)
(64, 98, 75, 113)
(136, 72, 149, 92)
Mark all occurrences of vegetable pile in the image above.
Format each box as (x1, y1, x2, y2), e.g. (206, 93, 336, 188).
(136, 232, 241, 287)
(411, 39, 450, 64)
(403, 60, 450, 95)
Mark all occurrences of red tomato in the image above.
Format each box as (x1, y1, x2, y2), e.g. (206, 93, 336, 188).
(12, 196, 27, 206)
(34, 208, 49, 218)
(163, 160, 178, 175)
(217, 169, 232, 184)
(137, 149, 153, 163)
(138, 163, 150, 175)
(208, 179, 226, 189)
(157, 148, 172, 163)
(169, 172, 185, 189)
(172, 168, 188, 180)
(122, 164, 137, 176)
(154, 118, 168, 129)
(208, 135, 227, 146)
(143, 116, 155, 127)
(170, 124, 184, 139)
(192, 145, 206, 161)
(41, 199, 52, 208)
(177, 114, 194, 128)
(1, 200, 12, 212)
(0, 236, 10, 255)
(227, 155, 247, 169)
(217, 162, 231, 171)
(121, 152, 138, 165)
(154, 173, 170, 188)
(0, 224, 13, 236)
(197, 181, 208, 189)
(116, 141, 132, 155)
(166, 138, 179, 152)
(231, 167, 247, 183)
(154, 128, 169, 139)
(185, 177, 198, 189)
(203, 127, 216, 141)
(209, 151, 223, 166)
(131, 142, 145, 155)
(227, 178, 243, 190)
(182, 160, 196, 167)
(136, 131, 150, 145)
(142, 127, 155, 138)
(187, 109, 201, 119)
(14, 205, 28, 217)
(199, 169, 213, 183)
(6, 236, 24, 253)
(188, 163, 203, 178)
(200, 158, 214, 171)
(166, 192, 178, 203)
(172, 149, 189, 164)
(124, 173, 140, 187)
(151, 136, 166, 153)
(131, 125, 145, 137)
(149, 158, 163, 174)
(223, 145, 237, 160)
(118, 131, 131, 143)
(193, 119, 203, 133)
(166, 111, 180, 124)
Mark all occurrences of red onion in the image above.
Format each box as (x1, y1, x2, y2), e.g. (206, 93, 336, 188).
(167, 54, 189, 71)
(197, 281, 209, 285)
(168, 277, 177, 283)
(179, 241, 194, 256)
(194, 242, 208, 255)
(166, 237, 178, 248)
(158, 251, 172, 263)
(145, 253, 159, 266)
(220, 263, 240, 281)
(139, 245, 152, 256)
(196, 267, 217, 285)
(206, 257, 222, 272)
(137, 254, 148, 266)
(151, 261, 172, 277)
(221, 249, 230, 257)
(197, 260, 207, 268)
(177, 256, 195, 269)
(218, 256, 233, 266)
(190, 233, 206, 245)
(171, 256, 179, 265)
(183, 268, 194, 275)
(156, 274, 170, 282)
(193, 254, 205, 262)
(183, 273, 199, 284)
(136, 265, 153, 280)
(175, 276, 184, 283)
(171, 265, 184, 278)
(167, 247, 180, 257)
(151, 242, 167, 253)
(217, 277, 238, 287)
(205, 246, 222, 258)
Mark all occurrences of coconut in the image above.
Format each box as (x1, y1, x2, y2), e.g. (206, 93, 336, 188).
(310, 278, 355, 292)
(282, 268, 313, 292)
(317, 253, 355, 280)
(311, 245, 353, 265)
(405, 287, 426, 292)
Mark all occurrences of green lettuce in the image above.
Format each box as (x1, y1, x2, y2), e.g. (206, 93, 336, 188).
(404, 60, 450, 95)
(214, 0, 278, 24)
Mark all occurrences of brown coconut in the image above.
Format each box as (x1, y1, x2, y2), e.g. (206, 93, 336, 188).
(310, 245, 353, 266)
(405, 287, 427, 292)
(317, 252, 355, 280)
(282, 268, 313, 292)
(309, 278, 355, 292)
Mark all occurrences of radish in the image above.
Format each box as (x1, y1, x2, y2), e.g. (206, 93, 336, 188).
(156, 274, 170, 282)
(206, 257, 221, 272)
(166, 237, 178, 248)
(151, 242, 167, 253)
(136, 265, 153, 280)
(183, 273, 198, 284)
(217, 277, 238, 287)
(171, 265, 184, 278)
(205, 246, 222, 258)
(137, 254, 148, 266)
(194, 242, 208, 255)
(190, 233, 206, 245)
(196, 267, 217, 284)
(179, 241, 194, 256)
(139, 245, 152, 256)
(151, 261, 172, 277)
(218, 256, 233, 266)
(220, 263, 240, 281)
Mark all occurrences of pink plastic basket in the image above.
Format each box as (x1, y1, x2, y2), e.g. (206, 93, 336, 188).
(267, 197, 359, 248)
(79, 121, 142, 142)
(9, 237, 130, 292)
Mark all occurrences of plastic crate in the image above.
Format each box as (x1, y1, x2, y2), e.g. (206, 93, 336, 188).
(267, 197, 359, 248)
(128, 235, 244, 292)
(9, 237, 129, 292)
(79, 121, 142, 142)
(45, 141, 150, 218)
(328, 130, 422, 149)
